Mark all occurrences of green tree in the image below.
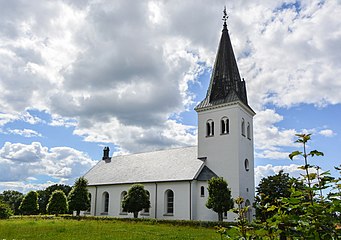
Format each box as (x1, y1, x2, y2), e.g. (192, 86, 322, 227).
(68, 177, 90, 216)
(37, 184, 71, 214)
(254, 170, 302, 221)
(0, 190, 23, 215)
(0, 201, 13, 219)
(47, 190, 68, 216)
(256, 134, 340, 239)
(206, 177, 234, 221)
(122, 184, 150, 218)
(19, 191, 39, 215)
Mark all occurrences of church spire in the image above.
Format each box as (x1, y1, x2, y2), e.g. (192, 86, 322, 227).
(195, 8, 249, 111)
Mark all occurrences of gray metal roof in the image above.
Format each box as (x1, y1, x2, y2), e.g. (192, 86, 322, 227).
(84, 146, 211, 186)
(195, 23, 254, 114)
(196, 166, 218, 181)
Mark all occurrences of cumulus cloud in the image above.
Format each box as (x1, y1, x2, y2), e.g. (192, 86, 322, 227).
(253, 109, 297, 159)
(0, 142, 96, 183)
(1, 1, 341, 149)
(255, 164, 305, 187)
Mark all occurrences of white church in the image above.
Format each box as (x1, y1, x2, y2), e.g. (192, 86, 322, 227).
(84, 15, 255, 221)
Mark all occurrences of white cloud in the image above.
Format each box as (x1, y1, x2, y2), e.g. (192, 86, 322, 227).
(254, 109, 297, 155)
(7, 128, 42, 138)
(0, 142, 96, 182)
(319, 129, 335, 137)
(255, 164, 305, 187)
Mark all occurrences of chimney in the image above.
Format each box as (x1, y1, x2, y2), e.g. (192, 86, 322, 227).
(102, 146, 111, 163)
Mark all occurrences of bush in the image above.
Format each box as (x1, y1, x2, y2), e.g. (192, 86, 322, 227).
(19, 191, 39, 215)
(47, 190, 68, 215)
(0, 202, 13, 219)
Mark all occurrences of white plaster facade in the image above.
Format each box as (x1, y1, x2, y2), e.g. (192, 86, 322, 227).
(197, 102, 255, 220)
(87, 180, 217, 220)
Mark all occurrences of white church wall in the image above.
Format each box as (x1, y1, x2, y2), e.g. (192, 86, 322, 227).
(237, 107, 255, 218)
(192, 180, 217, 221)
(87, 181, 194, 220)
(197, 104, 242, 199)
(197, 102, 255, 221)
(155, 181, 191, 220)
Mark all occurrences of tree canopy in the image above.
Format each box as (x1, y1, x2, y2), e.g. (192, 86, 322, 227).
(122, 184, 150, 218)
(68, 177, 90, 216)
(206, 177, 234, 221)
(254, 170, 302, 221)
(47, 190, 68, 215)
(38, 184, 71, 214)
(0, 190, 23, 215)
(19, 191, 39, 215)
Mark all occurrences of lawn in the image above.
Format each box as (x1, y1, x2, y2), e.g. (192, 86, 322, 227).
(0, 218, 220, 240)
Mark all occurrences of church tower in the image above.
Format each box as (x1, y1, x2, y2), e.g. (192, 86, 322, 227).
(195, 10, 255, 217)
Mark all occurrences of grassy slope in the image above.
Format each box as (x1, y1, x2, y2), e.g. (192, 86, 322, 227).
(0, 218, 219, 240)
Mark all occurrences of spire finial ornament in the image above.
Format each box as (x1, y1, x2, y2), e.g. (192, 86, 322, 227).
(222, 6, 228, 29)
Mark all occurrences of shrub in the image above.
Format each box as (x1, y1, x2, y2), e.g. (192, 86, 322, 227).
(0, 202, 13, 219)
(47, 190, 68, 216)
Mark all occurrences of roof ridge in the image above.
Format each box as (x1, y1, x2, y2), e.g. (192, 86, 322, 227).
(111, 145, 197, 159)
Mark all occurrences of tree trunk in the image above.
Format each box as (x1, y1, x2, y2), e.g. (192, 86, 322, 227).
(218, 212, 223, 222)
(133, 211, 138, 218)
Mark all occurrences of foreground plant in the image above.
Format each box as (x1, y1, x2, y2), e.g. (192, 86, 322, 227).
(217, 134, 341, 239)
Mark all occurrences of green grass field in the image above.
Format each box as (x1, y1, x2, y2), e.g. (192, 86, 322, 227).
(0, 218, 220, 240)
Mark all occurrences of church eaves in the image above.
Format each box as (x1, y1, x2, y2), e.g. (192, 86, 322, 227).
(195, 10, 253, 113)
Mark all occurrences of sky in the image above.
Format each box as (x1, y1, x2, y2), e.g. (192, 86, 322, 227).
(0, 0, 340, 193)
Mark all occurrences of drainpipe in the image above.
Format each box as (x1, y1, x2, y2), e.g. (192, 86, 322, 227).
(189, 181, 192, 220)
(94, 186, 97, 216)
(155, 182, 158, 219)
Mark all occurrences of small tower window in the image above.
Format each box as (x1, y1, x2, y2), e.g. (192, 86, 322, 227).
(245, 159, 250, 171)
(206, 120, 214, 137)
(200, 186, 205, 197)
(247, 122, 251, 139)
(241, 118, 245, 136)
(221, 117, 229, 134)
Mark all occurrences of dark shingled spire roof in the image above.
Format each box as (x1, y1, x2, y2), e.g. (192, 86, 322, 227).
(195, 12, 252, 112)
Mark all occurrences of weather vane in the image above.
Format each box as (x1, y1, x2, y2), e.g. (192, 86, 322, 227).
(222, 6, 228, 24)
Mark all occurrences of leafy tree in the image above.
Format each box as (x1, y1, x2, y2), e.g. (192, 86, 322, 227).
(68, 177, 90, 216)
(37, 184, 71, 214)
(47, 190, 68, 216)
(0, 190, 24, 215)
(122, 184, 150, 218)
(0, 201, 13, 219)
(206, 177, 234, 221)
(256, 134, 340, 239)
(19, 191, 39, 215)
(254, 170, 303, 221)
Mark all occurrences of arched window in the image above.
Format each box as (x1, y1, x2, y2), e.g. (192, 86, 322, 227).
(221, 117, 229, 134)
(103, 192, 109, 213)
(206, 120, 214, 137)
(120, 191, 127, 214)
(200, 186, 205, 197)
(247, 122, 251, 139)
(165, 189, 174, 215)
(88, 193, 92, 212)
(241, 118, 245, 136)
(245, 159, 250, 171)
(245, 199, 252, 222)
(142, 191, 150, 214)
